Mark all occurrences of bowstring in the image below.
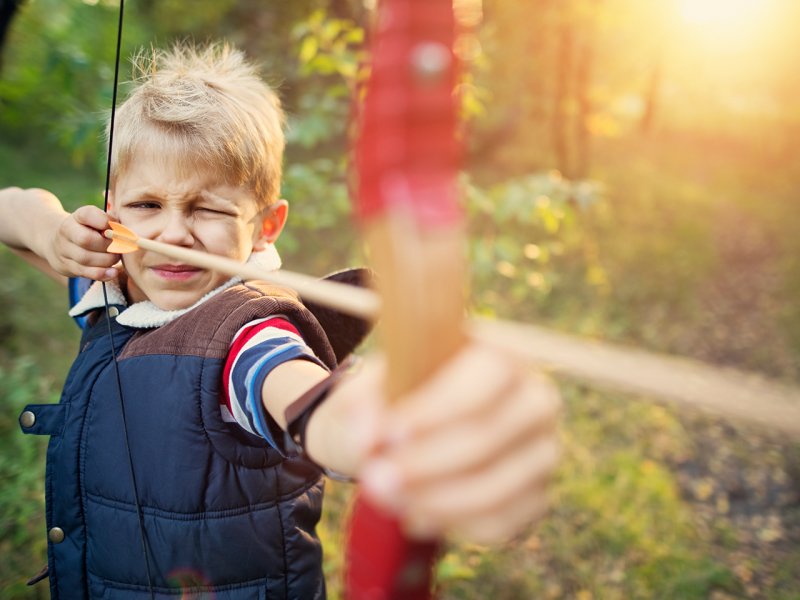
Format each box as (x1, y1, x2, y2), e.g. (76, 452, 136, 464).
(101, 1, 156, 596)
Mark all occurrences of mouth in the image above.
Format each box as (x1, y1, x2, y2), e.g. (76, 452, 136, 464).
(149, 264, 204, 281)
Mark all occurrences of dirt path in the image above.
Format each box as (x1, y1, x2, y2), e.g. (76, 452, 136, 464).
(680, 208, 797, 380)
(671, 207, 800, 597)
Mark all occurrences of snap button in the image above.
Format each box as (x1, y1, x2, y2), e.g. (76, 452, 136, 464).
(20, 411, 36, 428)
(48, 527, 65, 544)
(107, 306, 120, 318)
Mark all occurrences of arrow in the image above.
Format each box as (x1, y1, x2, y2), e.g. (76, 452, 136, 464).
(104, 221, 381, 320)
(103, 222, 800, 438)
(469, 319, 800, 438)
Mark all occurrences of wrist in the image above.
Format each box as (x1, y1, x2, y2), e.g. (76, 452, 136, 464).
(36, 212, 69, 271)
(22, 190, 67, 257)
(284, 357, 360, 477)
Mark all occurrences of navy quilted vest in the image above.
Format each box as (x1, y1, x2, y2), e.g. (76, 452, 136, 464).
(20, 282, 340, 599)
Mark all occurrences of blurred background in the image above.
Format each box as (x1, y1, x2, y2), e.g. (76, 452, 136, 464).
(1, 0, 798, 597)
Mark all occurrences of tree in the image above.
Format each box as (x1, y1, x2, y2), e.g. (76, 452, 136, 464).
(0, 0, 24, 73)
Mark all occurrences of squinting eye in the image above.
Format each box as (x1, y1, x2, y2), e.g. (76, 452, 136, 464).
(198, 207, 232, 216)
(130, 202, 160, 210)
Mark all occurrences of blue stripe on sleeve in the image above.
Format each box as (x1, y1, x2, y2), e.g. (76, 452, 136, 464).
(230, 336, 301, 414)
(230, 337, 327, 452)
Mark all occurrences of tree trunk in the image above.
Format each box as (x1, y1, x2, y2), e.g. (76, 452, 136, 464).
(330, 0, 366, 22)
(552, 21, 574, 178)
(641, 50, 663, 135)
(574, 32, 593, 179)
(0, 0, 24, 74)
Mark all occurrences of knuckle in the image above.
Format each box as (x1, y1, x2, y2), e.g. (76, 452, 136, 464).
(72, 228, 89, 245)
(76, 227, 100, 249)
(540, 437, 562, 472)
(72, 248, 92, 265)
(463, 519, 510, 545)
(72, 205, 92, 223)
(57, 215, 73, 236)
(526, 375, 562, 416)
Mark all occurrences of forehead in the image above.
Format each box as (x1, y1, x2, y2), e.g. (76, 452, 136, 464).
(114, 149, 257, 207)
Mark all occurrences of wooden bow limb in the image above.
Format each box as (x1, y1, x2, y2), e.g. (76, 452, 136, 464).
(344, 216, 467, 600)
(105, 222, 800, 437)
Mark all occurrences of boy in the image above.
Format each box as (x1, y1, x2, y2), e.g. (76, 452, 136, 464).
(0, 43, 560, 598)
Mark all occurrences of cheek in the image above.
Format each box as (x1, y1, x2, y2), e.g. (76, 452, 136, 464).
(117, 209, 159, 235)
(201, 220, 254, 258)
(120, 254, 146, 285)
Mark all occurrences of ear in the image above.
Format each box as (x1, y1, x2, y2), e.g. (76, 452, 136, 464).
(253, 199, 289, 251)
(106, 190, 118, 220)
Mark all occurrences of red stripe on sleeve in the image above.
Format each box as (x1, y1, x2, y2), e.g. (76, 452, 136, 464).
(221, 318, 301, 411)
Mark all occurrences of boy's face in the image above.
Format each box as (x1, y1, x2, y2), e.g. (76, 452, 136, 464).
(109, 153, 283, 310)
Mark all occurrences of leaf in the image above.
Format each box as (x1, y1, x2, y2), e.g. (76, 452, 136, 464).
(299, 36, 319, 65)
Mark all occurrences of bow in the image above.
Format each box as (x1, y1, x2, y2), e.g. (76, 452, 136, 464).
(344, 1, 464, 598)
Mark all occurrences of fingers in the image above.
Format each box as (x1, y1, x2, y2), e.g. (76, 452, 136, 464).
(60, 257, 121, 282)
(394, 435, 559, 536)
(387, 343, 523, 439)
(53, 206, 120, 280)
(359, 342, 562, 544)
(364, 430, 559, 540)
(73, 204, 113, 232)
(382, 373, 560, 487)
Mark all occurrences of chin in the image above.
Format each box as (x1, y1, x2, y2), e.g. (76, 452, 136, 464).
(148, 291, 205, 311)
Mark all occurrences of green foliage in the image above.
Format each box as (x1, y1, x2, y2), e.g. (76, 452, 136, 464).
(547, 389, 734, 598)
(318, 479, 351, 600)
(293, 9, 364, 81)
(465, 171, 606, 325)
(0, 0, 148, 168)
(138, 0, 238, 39)
(0, 359, 55, 598)
(278, 8, 366, 276)
(280, 158, 360, 276)
(286, 8, 364, 152)
(0, 248, 81, 376)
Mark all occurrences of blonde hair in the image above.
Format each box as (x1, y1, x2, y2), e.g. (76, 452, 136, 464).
(109, 42, 285, 208)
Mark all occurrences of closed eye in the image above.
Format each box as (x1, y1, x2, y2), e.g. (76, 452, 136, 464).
(196, 206, 235, 216)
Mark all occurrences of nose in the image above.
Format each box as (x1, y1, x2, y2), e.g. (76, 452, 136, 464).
(157, 209, 194, 247)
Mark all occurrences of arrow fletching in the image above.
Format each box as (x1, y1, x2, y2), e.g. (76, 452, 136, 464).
(105, 221, 140, 254)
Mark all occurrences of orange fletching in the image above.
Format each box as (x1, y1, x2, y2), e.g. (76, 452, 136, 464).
(105, 221, 139, 254)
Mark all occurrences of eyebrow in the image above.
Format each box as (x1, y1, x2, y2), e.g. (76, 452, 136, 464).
(197, 191, 241, 212)
(124, 188, 241, 213)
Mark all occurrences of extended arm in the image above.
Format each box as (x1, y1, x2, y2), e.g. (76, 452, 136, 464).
(0, 186, 119, 282)
(0, 187, 69, 284)
(262, 340, 561, 544)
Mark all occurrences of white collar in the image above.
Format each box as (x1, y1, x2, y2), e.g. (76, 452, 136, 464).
(68, 245, 282, 329)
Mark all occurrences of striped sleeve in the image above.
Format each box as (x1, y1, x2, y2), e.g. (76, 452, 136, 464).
(221, 316, 328, 451)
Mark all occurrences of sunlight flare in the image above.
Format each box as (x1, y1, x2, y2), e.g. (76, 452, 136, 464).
(678, 0, 765, 26)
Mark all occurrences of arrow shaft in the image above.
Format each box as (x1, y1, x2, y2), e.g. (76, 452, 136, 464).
(106, 230, 381, 319)
(105, 231, 800, 437)
(472, 318, 800, 437)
